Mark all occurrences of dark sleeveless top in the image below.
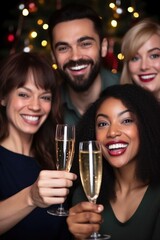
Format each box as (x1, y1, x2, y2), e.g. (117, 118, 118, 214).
(0, 146, 72, 240)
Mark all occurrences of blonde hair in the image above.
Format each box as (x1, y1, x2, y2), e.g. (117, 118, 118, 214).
(120, 18, 160, 84)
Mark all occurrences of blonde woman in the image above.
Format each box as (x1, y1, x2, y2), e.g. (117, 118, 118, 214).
(120, 18, 160, 101)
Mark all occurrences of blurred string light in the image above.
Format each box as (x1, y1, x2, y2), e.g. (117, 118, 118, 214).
(7, 33, 15, 42)
(9, 0, 49, 53)
(108, 0, 140, 66)
(6, 0, 140, 71)
(109, 0, 139, 28)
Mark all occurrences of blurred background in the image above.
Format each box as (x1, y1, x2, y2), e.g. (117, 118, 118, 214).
(1, 0, 159, 72)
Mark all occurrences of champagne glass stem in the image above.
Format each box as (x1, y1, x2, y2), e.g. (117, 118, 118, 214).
(89, 200, 100, 239)
(57, 204, 68, 215)
(90, 232, 100, 238)
(58, 203, 63, 211)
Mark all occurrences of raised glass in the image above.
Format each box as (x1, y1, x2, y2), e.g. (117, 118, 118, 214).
(47, 124, 75, 216)
(79, 140, 111, 239)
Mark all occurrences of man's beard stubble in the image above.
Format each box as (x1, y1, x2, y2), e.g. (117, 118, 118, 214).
(58, 58, 101, 93)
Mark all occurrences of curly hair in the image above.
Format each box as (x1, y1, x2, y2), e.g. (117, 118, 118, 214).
(71, 84, 160, 201)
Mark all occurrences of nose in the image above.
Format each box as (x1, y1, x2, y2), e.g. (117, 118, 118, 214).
(28, 97, 40, 111)
(70, 46, 81, 61)
(140, 57, 149, 71)
(107, 124, 121, 138)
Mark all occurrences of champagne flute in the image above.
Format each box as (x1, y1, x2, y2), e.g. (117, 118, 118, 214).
(47, 124, 75, 216)
(79, 140, 111, 240)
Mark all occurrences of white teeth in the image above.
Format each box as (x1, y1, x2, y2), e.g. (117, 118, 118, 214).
(70, 64, 88, 70)
(140, 74, 156, 79)
(23, 115, 39, 121)
(108, 143, 127, 150)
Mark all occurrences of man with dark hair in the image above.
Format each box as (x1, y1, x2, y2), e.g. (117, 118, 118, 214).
(48, 4, 120, 124)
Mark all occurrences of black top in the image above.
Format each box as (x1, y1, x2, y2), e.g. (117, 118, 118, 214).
(0, 146, 71, 240)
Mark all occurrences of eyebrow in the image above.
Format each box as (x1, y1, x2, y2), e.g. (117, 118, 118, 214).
(55, 42, 68, 49)
(54, 36, 96, 49)
(96, 109, 132, 120)
(148, 47, 160, 53)
(18, 86, 51, 94)
(18, 86, 32, 92)
(77, 36, 96, 43)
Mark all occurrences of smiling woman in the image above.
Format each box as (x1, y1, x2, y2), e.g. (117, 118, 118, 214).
(96, 97, 139, 166)
(0, 51, 76, 240)
(68, 84, 160, 240)
(1, 70, 53, 135)
(120, 18, 160, 101)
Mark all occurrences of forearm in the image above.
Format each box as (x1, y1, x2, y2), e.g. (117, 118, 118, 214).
(0, 186, 36, 234)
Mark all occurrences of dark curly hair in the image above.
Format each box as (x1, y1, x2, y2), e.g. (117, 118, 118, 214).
(71, 84, 160, 202)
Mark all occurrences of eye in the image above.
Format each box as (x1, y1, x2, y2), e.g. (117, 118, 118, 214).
(57, 45, 69, 53)
(150, 53, 160, 59)
(130, 55, 139, 62)
(122, 118, 134, 125)
(97, 120, 109, 128)
(18, 93, 29, 98)
(80, 41, 93, 48)
(41, 95, 52, 101)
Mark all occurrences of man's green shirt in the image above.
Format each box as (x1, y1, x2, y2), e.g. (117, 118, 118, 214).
(61, 68, 120, 125)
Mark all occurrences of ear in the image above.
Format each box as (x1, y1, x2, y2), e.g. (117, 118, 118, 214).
(101, 38, 108, 57)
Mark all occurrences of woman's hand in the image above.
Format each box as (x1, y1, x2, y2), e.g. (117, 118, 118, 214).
(0, 170, 77, 234)
(67, 202, 104, 240)
(28, 170, 77, 208)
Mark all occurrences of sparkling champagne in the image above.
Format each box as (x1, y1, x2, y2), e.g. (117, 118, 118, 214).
(47, 124, 75, 217)
(78, 141, 111, 239)
(56, 139, 75, 172)
(79, 150, 102, 203)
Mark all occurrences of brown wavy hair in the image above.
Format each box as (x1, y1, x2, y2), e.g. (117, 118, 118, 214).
(0, 51, 62, 169)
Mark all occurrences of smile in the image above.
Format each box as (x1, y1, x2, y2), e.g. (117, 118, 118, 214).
(107, 143, 128, 150)
(69, 64, 88, 71)
(22, 115, 40, 122)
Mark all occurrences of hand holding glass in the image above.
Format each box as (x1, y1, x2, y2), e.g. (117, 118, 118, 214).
(47, 124, 75, 216)
(79, 140, 111, 239)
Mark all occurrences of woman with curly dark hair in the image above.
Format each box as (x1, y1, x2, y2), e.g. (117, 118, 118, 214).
(67, 84, 160, 240)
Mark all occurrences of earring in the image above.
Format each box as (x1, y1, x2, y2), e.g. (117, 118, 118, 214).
(1, 100, 6, 106)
